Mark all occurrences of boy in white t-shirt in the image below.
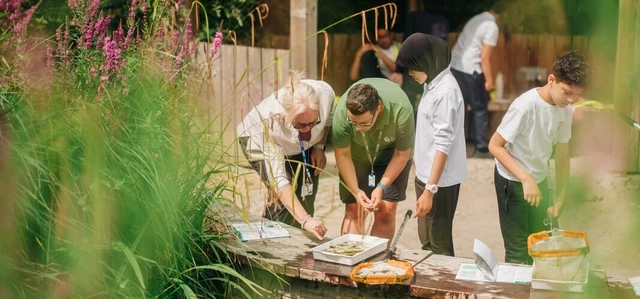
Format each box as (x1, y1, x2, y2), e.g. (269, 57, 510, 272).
(489, 51, 590, 264)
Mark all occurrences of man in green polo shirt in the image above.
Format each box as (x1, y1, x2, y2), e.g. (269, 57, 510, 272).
(332, 78, 414, 241)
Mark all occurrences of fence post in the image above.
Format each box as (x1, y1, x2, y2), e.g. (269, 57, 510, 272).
(290, 0, 318, 78)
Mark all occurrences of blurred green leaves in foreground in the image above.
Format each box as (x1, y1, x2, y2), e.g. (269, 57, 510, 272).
(0, 0, 267, 297)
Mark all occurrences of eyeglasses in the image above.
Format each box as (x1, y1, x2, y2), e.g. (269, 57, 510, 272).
(347, 109, 377, 127)
(292, 119, 321, 130)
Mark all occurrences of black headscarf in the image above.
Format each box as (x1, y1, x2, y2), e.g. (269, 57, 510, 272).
(396, 33, 451, 84)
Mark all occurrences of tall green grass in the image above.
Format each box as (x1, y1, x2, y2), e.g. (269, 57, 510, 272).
(0, 1, 268, 298)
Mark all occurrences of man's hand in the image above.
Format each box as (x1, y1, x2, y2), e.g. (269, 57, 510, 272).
(391, 72, 403, 85)
(522, 177, 542, 207)
(355, 189, 372, 210)
(370, 187, 383, 212)
(310, 147, 326, 176)
(303, 216, 328, 240)
(415, 190, 434, 217)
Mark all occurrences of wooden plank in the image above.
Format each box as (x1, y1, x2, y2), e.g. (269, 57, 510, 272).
(506, 33, 526, 97)
(261, 48, 277, 101)
(290, 0, 318, 79)
(221, 44, 238, 148)
(571, 35, 590, 55)
(276, 49, 291, 82)
(553, 34, 571, 58)
(537, 33, 556, 71)
(330, 34, 349, 96)
(247, 47, 263, 106)
(234, 46, 249, 131)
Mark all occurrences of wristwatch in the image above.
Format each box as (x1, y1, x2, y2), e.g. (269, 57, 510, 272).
(425, 184, 438, 194)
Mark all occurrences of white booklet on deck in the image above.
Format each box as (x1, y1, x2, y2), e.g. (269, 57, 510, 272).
(455, 239, 533, 284)
(231, 220, 290, 242)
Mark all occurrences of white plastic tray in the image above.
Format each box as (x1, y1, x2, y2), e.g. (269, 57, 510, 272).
(310, 234, 388, 266)
(531, 261, 589, 293)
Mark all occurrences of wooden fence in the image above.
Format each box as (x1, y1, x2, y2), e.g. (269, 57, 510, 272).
(312, 32, 604, 98)
(195, 44, 292, 150)
(196, 33, 604, 131)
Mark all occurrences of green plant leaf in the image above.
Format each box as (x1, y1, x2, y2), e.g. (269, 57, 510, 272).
(113, 241, 147, 290)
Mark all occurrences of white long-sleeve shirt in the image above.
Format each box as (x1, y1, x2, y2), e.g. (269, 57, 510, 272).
(414, 68, 467, 187)
(236, 80, 335, 191)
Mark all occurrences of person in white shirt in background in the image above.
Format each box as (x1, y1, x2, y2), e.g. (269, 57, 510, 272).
(450, 1, 505, 159)
(489, 51, 590, 264)
(349, 27, 403, 84)
(396, 33, 467, 256)
(236, 71, 335, 240)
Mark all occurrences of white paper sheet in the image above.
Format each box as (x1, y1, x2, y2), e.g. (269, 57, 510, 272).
(473, 239, 499, 281)
(456, 239, 533, 284)
(455, 263, 533, 284)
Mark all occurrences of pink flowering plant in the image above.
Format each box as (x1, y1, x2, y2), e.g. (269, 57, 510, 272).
(0, 0, 267, 298)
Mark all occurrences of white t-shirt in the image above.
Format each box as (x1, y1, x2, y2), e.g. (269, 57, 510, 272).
(236, 80, 335, 191)
(414, 68, 467, 187)
(495, 88, 574, 183)
(451, 12, 499, 75)
(377, 41, 401, 79)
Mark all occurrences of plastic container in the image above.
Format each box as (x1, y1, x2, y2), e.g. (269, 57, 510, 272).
(528, 230, 590, 282)
(495, 72, 504, 100)
(532, 261, 589, 293)
(310, 234, 388, 266)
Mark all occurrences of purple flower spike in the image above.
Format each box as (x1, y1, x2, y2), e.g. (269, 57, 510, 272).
(210, 31, 223, 59)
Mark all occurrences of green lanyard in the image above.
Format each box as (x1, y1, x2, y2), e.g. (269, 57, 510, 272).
(361, 130, 383, 174)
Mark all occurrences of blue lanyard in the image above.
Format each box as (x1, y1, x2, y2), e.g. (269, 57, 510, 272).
(297, 135, 314, 181)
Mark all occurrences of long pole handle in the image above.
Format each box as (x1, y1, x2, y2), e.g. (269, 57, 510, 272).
(617, 111, 640, 131)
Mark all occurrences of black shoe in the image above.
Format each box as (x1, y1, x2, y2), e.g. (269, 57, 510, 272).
(472, 150, 493, 159)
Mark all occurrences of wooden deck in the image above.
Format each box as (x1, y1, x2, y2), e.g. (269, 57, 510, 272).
(219, 217, 639, 298)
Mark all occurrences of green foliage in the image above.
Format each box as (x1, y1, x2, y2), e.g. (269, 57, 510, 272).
(0, 1, 270, 298)
(197, 0, 260, 42)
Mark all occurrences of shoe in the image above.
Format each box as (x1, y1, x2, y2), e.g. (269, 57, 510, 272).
(472, 150, 494, 159)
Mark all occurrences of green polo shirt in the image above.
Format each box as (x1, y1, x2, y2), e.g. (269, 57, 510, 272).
(331, 78, 415, 164)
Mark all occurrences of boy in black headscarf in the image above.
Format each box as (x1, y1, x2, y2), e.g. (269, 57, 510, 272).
(396, 33, 467, 256)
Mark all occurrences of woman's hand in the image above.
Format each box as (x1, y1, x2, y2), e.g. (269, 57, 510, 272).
(310, 147, 326, 176)
(303, 216, 328, 240)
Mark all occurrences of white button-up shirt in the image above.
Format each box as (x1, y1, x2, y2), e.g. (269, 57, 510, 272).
(237, 80, 335, 191)
(414, 68, 467, 187)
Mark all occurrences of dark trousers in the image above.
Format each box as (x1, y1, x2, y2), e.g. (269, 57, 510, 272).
(359, 50, 385, 79)
(451, 68, 489, 151)
(494, 167, 555, 264)
(239, 138, 319, 229)
(415, 178, 460, 256)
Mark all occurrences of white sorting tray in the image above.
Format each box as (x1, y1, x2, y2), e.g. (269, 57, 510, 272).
(310, 234, 388, 266)
(531, 261, 589, 293)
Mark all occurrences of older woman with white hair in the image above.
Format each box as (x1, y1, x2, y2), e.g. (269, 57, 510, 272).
(237, 71, 335, 240)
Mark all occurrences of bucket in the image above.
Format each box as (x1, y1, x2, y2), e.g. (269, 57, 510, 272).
(528, 230, 589, 281)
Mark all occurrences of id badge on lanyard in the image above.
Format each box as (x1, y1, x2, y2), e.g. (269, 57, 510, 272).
(368, 173, 376, 187)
